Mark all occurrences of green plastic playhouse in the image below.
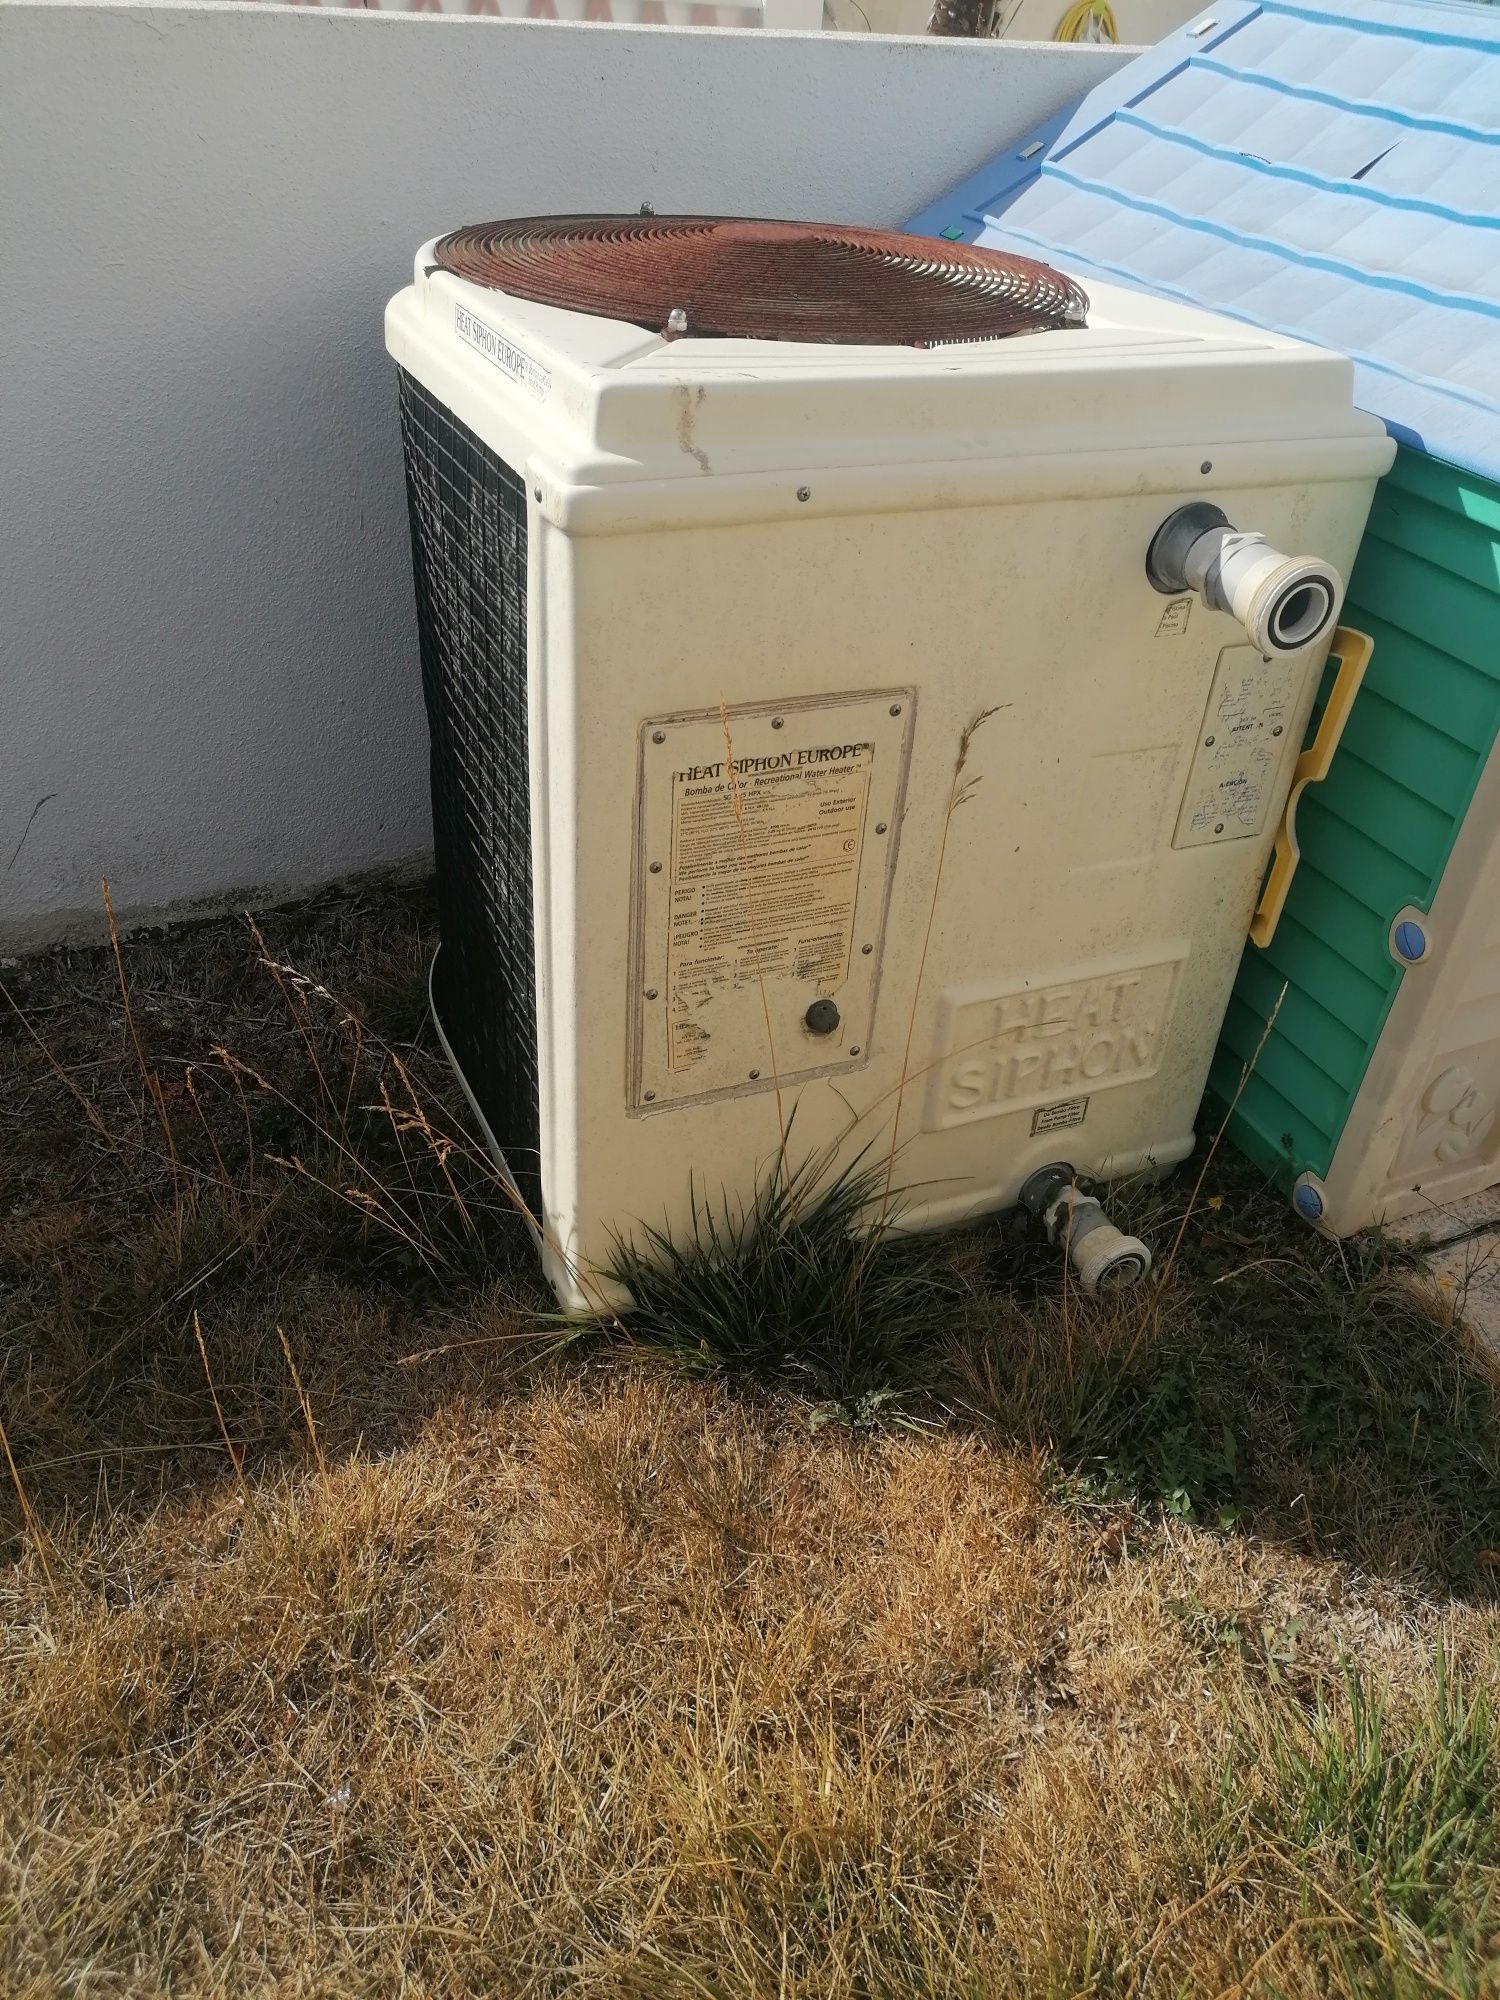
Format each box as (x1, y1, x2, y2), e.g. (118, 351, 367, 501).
(1218, 452, 1500, 1231)
(909, 0, 1500, 1233)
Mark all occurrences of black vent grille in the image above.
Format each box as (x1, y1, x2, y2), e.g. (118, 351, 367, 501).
(397, 369, 541, 1215)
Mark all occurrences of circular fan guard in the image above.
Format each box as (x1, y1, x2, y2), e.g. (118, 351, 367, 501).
(434, 215, 1088, 346)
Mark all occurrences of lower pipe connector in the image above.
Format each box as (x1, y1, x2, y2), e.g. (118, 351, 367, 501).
(1019, 1164, 1153, 1293)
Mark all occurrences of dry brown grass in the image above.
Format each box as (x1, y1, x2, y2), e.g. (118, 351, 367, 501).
(3, 876, 1499, 1998)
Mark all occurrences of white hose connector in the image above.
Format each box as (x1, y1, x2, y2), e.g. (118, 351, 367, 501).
(1187, 529, 1339, 654)
(1018, 1165, 1153, 1294)
(1147, 502, 1341, 654)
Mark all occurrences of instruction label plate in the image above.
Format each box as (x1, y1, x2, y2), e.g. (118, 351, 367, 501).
(664, 744, 872, 1075)
(1173, 645, 1306, 848)
(629, 692, 915, 1111)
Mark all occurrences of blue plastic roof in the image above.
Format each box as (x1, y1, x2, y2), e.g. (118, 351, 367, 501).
(908, 0, 1500, 484)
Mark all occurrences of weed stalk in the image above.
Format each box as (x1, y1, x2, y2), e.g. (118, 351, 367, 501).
(1155, 981, 1288, 1299)
(876, 706, 998, 1227)
(719, 699, 791, 1213)
(104, 876, 186, 1256)
(192, 1310, 246, 1492)
(277, 1326, 327, 1477)
(0, 1402, 55, 1590)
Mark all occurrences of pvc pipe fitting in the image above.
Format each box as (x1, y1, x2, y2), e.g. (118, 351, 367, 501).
(1147, 502, 1341, 654)
(1018, 1164, 1153, 1293)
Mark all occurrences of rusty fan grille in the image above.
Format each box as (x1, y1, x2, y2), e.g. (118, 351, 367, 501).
(433, 215, 1087, 345)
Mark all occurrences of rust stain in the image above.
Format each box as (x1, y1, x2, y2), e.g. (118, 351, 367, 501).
(675, 385, 710, 476)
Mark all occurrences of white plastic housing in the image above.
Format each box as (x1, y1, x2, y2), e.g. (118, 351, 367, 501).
(387, 246, 1393, 1308)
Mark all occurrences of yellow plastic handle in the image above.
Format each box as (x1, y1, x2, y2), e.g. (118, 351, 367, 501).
(1249, 624, 1374, 950)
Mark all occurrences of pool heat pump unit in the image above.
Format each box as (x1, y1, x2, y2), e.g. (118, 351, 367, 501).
(388, 215, 1393, 1310)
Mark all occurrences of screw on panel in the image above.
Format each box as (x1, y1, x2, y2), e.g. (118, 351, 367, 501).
(1214, 823, 1225, 834)
(772, 716, 784, 729)
(652, 730, 666, 744)
(849, 1044, 861, 1056)
(861, 944, 873, 956)
(649, 862, 662, 874)
(797, 486, 811, 503)
(1200, 461, 1212, 474)
(645, 987, 658, 1000)
(749, 1068, 761, 1080)
(1205, 735, 1215, 747)
(533, 486, 542, 502)
(889, 704, 902, 717)
(644, 1090, 657, 1102)
(875, 822, 888, 835)
(1272, 725, 1284, 737)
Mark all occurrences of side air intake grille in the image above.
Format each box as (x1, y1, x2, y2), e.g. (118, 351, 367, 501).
(397, 369, 541, 1215)
(433, 214, 1088, 345)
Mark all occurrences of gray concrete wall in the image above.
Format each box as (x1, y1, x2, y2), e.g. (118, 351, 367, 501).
(0, 3, 1128, 945)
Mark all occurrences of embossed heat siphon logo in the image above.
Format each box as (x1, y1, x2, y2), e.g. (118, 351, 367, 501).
(929, 956, 1185, 1129)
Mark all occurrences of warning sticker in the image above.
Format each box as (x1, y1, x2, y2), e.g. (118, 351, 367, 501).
(665, 747, 871, 1073)
(1032, 1096, 1089, 1135)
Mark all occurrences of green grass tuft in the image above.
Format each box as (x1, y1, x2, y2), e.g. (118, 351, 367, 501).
(604, 1143, 963, 1411)
(1197, 1649, 1500, 1995)
(1272, 1656, 1494, 1908)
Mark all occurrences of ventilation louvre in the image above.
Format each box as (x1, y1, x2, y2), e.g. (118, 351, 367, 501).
(397, 369, 542, 1216)
(434, 214, 1088, 345)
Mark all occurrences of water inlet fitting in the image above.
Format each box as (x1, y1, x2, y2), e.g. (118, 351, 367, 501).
(1018, 1164, 1153, 1293)
(1146, 502, 1341, 655)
